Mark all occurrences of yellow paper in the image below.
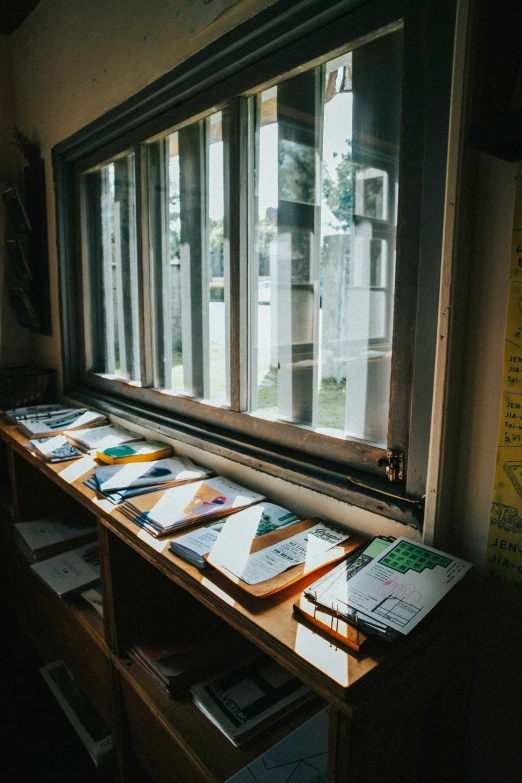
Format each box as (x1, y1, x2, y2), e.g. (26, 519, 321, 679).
(503, 282, 522, 390)
(487, 492, 522, 588)
(498, 391, 522, 447)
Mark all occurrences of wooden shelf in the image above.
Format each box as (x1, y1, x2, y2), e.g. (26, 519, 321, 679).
(0, 419, 476, 782)
(115, 658, 325, 783)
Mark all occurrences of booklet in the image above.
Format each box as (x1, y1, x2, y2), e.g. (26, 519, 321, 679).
(67, 424, 142, 452)
(18, 409, 107, 439)
(320, 537, 472, 635)
(169, 503, 299, 568)
(4, 403, 75, 423)
(40, 661, 113, 768)
(94, 456, 212, 494)
(15, 515, 97, 562)
(190, 656, 313, 747)
(95, 440, 173, 464)
(122, 476, 265, 535)
(30, 434, 84, 463)
(81, 585, 104, 617)
(30, 543, 101, 598)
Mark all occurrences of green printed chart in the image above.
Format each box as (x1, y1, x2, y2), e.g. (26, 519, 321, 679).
(380, 541, 451, 574)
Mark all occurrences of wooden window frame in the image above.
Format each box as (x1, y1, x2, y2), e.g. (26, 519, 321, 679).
(54, 0, 458, 528)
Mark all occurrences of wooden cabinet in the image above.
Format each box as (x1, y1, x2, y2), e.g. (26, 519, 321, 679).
(0, 420, 474, 782)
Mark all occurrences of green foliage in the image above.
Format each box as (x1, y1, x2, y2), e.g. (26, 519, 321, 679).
(323, 141, 353, 231)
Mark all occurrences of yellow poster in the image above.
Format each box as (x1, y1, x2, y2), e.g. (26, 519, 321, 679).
(487, 166, 522, 589)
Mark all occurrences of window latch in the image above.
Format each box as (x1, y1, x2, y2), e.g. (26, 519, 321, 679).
(378, 450, 404, 483)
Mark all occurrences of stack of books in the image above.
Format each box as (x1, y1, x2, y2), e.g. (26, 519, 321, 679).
(119, 476, 265, 537)
(84, 456, 213, 504)
(190, 655, 315, 747)
(128, 630, 255, 695)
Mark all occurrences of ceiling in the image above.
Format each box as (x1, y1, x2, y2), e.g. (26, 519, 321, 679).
(0, 0, 41, 35)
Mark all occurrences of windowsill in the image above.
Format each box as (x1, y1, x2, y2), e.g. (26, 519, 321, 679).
(63, 385, 423, 538)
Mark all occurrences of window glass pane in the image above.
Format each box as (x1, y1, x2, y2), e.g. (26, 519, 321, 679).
(148, 111, 229, 405)
(82, 153, 140, 382)
(250, 29, 402, 446)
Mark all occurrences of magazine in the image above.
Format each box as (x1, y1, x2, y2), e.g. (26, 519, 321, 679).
(121, 476, 265, 536)
(95, 440, 173, 464)
(169, 503, 299, 568)
(40, 660, 113, 768)
(30, 434, 84, 463)
(81, 585, 104, 618)
(15, 514, 97, 562)
(30, 543, 101, 598)
(4, 404, 75, 423)
(94, 456, 212, 494)
(18, 409, 107, 439)
(190, 656, 313, 746)
(67, 424, 142, 452)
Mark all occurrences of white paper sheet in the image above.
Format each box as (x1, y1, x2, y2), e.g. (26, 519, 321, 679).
(334, 537, 472, 634)
(239, 523, 349, 585)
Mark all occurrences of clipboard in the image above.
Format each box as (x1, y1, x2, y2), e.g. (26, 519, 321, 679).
(206, 515, 368, 598)
(293, 593, 369, 652)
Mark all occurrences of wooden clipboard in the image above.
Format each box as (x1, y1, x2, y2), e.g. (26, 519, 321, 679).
(206, 516, 368, 598)
(293, 593, 369, 652)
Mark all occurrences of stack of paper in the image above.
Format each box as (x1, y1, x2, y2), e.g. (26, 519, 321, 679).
(15, 514, 97, 562)
(84, 456, 213, 504)
(169, 502, 300, 568)
(18, 408, 107, 439)
(302, 536, 473, 638)
(119, 476, 265, 536)
(4, 403, 75, 424)
(190, 655, 314, 747)
(30, 543, 101, 598)
(67, 424, 142, 453)
(28, 434, 84, 463)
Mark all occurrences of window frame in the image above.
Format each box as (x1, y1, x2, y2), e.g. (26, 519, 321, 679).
(54, 0, 458, 528)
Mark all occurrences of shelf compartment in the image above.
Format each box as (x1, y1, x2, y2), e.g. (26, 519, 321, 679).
(26, 567, 111, 725)
(116, 657, 325, 783)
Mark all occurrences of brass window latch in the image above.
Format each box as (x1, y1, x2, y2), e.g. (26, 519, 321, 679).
(378, 450, 404, 483)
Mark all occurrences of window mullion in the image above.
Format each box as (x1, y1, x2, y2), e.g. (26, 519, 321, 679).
(179, 122, 209, 399)
(226, 98, 249, 412)
(136, 145, 154, 387)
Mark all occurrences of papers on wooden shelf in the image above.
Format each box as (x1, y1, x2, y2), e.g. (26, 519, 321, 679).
(169, 503, 300, 568)
(30, 543, 101, 598)
(303, 536, 472, 637)
(3, 403, 75, 423)
(29, 434, 84, 462)
(95, 439, 173, 464)
(224, 707, 328, 783)
(67, 423, 142, 452)
(207, 511, 367, 597)
(120, 476, 265, 536)
(18, 408, 107, 439)
(14, 514, 97, 562)
(190, 655, 314, 747)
